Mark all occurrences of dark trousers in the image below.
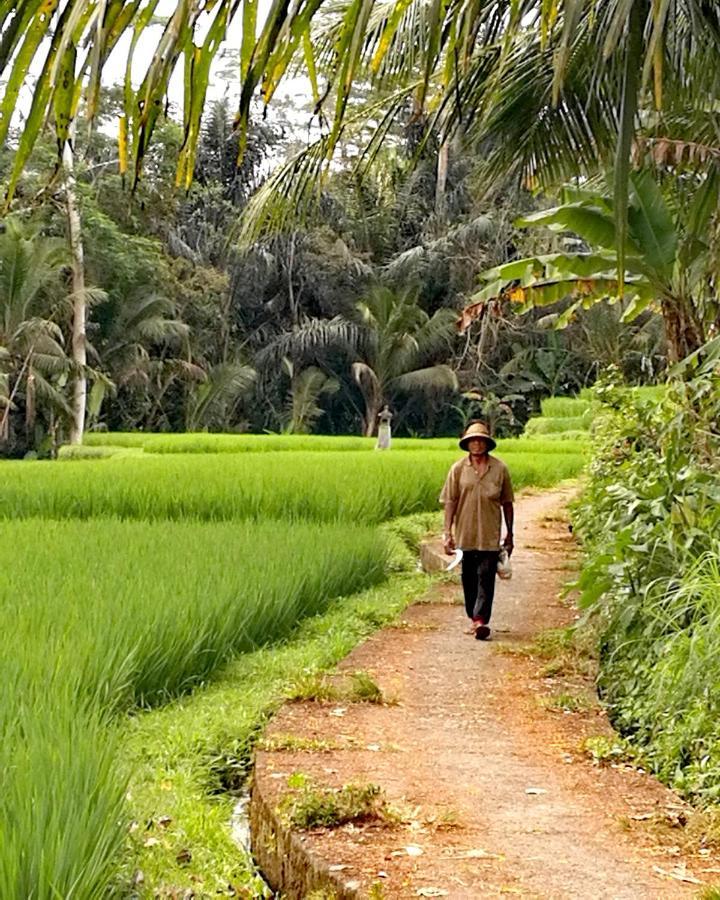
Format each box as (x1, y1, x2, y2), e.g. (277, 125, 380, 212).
(461, 550, 500, 623)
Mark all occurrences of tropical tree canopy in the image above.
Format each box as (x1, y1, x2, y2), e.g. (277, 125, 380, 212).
(259, 286, 458, 435)
(3, 0, 720, 225)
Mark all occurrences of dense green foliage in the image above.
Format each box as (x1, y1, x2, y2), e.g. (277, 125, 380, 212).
(574, 347, 720, 800)
(471, 172, 719, 363)
(2, 83, 667, 457)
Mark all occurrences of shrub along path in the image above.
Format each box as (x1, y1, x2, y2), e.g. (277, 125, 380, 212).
(250, 488, 719, 898)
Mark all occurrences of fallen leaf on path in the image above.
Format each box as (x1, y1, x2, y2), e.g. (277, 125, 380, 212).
(405, 845, 424, 856)
(524, 787, 547, 795)
(416, 889, 449, 897)
(328, 864, 348, 872)
(652, 865, 702, 885)
(366, 743, 381, 751)
(329, 707, 347, 717)
(447, 848, 502, 860)
(629, 813, 654, 821)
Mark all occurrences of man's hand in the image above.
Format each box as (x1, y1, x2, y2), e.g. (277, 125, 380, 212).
(502, 533, 514, 557)
(443, 534, 456, 555)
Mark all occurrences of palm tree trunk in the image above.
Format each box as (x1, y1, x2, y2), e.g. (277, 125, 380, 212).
(64, 137, 87, 445)
(287, 230, 298, 326)
(435, 139, 449, 225)
(25, 369, 36, 439)
(363, 398, 381, 437)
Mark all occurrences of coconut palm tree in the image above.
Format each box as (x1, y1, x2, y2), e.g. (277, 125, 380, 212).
(89, 290, 197, 430)
(261, 285, 458, 435)
(0, 219, 72, 453)
(3, 1, 720, 219)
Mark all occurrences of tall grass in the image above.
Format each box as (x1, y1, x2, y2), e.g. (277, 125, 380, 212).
(0, 517, 386, 896)
(0, 449, 586, 524)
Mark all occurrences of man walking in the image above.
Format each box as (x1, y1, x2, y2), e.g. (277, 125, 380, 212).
(440, 421, 514, 640)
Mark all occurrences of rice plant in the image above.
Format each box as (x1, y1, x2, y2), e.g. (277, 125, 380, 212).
(0, 449, 586, 525)
(0, 517, 387, 896)
(524, 415, 591, 435)
(80, 431, 588, 456)
(540, 396, 592, 418)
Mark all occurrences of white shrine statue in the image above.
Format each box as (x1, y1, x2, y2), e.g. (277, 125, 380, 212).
(375, 404, 393, 450)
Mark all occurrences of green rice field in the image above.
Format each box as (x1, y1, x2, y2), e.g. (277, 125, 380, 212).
(3, 448, 585, 524)
(0, 435, 587, 896)
(522, 385, 664, 440)
(79, 431, 587, 455)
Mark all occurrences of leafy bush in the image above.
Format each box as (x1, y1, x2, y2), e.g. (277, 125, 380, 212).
(574, 345, 720, 800)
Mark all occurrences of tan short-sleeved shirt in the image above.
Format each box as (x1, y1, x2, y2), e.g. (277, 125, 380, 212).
(439, 455, 514, 551)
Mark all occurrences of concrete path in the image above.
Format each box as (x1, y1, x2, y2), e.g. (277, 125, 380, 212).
(250, 489, 714, 898)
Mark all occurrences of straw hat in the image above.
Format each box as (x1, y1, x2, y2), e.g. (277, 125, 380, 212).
(459, 421, 496, 452)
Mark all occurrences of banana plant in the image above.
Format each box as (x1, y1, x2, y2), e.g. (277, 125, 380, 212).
(462, 170, 720, 363)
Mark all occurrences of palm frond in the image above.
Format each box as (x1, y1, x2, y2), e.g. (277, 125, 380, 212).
(284, 365, 339, 433)
(28, 369, 73, 414)
(185, 362, 257, 431)
(256, 316, 361, 368)
(389, 363, 457, 394)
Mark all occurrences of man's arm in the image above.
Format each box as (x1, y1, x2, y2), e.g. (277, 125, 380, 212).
(443, 500, 457, 555)
(502, 502, 514, 556)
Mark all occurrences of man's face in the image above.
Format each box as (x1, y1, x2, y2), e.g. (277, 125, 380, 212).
(467, 437, 489, 455)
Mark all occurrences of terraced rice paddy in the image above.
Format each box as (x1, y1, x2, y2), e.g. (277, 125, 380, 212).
(3, 448, 584, 524)
(0, 435, 587, 896)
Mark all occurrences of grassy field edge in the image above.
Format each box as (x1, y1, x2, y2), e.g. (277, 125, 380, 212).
(119, 568, 434, 895)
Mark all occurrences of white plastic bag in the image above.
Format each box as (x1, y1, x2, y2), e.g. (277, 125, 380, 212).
(446, 548, 463, 571)
(497, 548, 512, 580)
